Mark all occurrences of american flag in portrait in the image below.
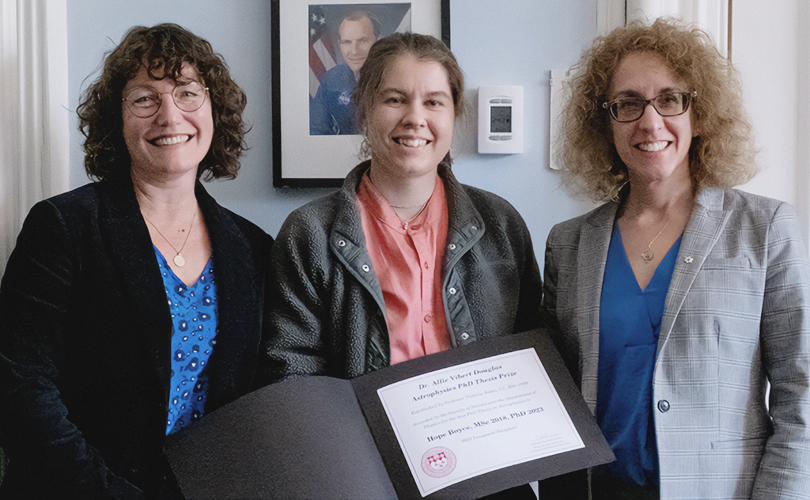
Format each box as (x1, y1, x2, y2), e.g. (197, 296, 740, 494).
(309, 6, 335, 98)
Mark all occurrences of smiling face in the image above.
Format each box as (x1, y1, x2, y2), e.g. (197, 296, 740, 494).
(339, 16, 376, 73)
(367, 54, 455, 179)
(122, 63, 214, 182)
(609, 51, 694, 186)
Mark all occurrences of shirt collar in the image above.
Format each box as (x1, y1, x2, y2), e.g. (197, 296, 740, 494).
(356, 172, 445, 233)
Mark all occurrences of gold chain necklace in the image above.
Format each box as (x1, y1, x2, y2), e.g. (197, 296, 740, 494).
(142, 205, 198, 267)
(641, 217, 672, 263)
(392, 203, 427, 230)
(389, 202, 423, 209)
(367, 171, 428, 229)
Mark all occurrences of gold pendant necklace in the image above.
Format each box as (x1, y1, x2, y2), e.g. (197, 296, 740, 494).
(142, 205, 198, 267)
(397, 203, 427, 230)
(641, 217, 672, 263)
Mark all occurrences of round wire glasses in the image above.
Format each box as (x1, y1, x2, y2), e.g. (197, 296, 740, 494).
(122, 81, 209, 118)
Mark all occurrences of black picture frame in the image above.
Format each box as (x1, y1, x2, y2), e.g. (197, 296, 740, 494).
(272, 0, 450, 188)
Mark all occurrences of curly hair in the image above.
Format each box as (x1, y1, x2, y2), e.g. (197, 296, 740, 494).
(353, 32, 464, 158)
(560, 18, 758, 202)
(77, 23, 247, 182)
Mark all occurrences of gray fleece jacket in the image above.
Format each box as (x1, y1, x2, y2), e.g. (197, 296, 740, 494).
(265, 160, 542, 381)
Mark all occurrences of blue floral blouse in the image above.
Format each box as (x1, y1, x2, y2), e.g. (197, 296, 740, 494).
(154, 247, 218, 435)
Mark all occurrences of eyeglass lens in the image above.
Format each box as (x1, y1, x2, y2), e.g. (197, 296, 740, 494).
(124, 81, 207, 117)
(610, 92, 690, 122)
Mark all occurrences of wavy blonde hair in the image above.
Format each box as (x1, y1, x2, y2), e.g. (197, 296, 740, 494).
(560, 18, 758, 202)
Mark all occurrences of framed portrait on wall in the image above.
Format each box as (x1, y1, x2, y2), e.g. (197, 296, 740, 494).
(272, 0, 450, 187)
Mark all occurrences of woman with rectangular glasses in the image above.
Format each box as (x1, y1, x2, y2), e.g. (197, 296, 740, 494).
(542, 18, 810, 499)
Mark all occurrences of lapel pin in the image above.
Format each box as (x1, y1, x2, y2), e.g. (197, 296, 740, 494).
(684, 256, 694, 264)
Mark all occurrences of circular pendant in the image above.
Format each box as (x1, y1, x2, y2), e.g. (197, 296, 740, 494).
(173, 254, 186, 267)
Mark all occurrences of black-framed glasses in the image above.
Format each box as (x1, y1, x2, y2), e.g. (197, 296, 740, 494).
(602, 91, 697, 123)
(122, 80, 209, 118)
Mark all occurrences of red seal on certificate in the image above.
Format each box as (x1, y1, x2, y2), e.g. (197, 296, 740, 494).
(421, 447, 457, 478)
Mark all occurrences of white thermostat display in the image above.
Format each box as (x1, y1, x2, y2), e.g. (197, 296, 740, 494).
(478, 86, 523, 154)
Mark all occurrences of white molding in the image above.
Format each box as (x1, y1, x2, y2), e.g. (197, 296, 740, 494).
(626, 0, 729, 56)
(598, 0, 729, 56)
(44, 0, 70, 198)
(798, 0, 810, 253)
(597, 0, 626, 35)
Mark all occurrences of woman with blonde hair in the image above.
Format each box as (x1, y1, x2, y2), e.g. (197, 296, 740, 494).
(543, 18, 810, 499)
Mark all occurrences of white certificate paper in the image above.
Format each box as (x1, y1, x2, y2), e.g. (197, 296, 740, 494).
(377, 347, 584, 496)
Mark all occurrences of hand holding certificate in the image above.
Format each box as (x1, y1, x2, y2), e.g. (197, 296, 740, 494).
(166, 330, 613, 499)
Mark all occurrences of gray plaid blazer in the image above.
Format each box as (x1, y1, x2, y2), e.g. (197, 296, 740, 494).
(543, 188, 810, 499)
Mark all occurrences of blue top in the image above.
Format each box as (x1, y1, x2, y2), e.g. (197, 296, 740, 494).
(154, 248, 219, 435)
(595, 223, 681, 488)
(310, 63, 358, 135)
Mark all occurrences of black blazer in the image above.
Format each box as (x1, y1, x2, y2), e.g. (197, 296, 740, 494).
(0, 177, 272, 499)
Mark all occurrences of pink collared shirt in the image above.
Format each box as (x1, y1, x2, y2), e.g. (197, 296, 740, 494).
(356, 173, 451, 364)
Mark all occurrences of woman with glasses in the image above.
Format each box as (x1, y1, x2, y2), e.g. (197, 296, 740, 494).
(0, 24, 272, 498)
(542, 18, 810, 499)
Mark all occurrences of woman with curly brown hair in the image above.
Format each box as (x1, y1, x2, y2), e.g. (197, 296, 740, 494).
(543, 18, 810, 499)
(0, 24, 272, 499)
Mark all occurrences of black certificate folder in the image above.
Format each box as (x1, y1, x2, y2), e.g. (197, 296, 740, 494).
(166, 330, 613, 499)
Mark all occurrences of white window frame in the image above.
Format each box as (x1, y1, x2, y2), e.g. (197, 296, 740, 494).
(598, 0, 730, 57)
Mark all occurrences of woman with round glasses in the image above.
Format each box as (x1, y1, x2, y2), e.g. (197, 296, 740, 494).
(0, 24, 272, 498)
(542, 18, 810, 498)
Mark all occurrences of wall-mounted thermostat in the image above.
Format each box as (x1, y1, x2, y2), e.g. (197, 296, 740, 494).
(478, 85, 523, 154)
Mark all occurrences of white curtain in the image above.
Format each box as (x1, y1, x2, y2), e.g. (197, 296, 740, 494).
(0, 0, 69, 278)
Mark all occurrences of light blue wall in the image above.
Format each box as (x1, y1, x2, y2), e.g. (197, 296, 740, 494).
(67, 0, 598, 269)
(448, 0, 598, 268)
